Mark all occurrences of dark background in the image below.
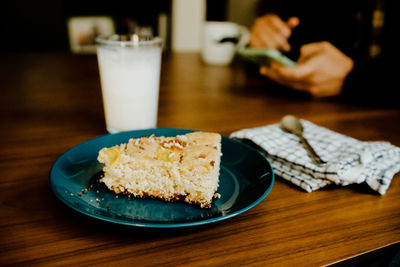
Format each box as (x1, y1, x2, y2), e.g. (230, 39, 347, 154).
(0, 0, 172, 52)
(0, 0, 230, 52)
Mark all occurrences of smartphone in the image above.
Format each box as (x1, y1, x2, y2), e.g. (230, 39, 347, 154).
(238, 47, 297, 67)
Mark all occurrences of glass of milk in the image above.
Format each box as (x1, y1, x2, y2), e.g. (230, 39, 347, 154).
(96, 34, 163, 133)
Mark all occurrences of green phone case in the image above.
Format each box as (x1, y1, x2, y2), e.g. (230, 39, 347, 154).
(238, 47, 297, 67)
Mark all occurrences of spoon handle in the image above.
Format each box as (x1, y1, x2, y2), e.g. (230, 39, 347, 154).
(298, 135, 326, 165)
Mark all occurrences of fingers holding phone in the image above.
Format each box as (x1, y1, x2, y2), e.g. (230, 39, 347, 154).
(260, 42, 354, 98)
(250, 14, 299, 52)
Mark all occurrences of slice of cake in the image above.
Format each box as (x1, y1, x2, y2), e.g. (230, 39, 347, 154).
(97, 132, 222, 208)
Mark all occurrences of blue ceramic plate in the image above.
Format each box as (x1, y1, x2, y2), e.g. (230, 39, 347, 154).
(50, 128, 274, 228)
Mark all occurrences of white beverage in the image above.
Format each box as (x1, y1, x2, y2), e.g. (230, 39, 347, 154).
(96, 36, 162, 133)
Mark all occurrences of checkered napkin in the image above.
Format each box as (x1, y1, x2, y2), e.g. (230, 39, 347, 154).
(230, 120, 400, 195)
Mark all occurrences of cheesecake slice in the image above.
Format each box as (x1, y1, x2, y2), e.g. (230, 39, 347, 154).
(97, 132, 222, 208)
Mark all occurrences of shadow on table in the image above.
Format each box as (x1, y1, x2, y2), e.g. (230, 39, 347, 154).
(328, 243, 400, 267)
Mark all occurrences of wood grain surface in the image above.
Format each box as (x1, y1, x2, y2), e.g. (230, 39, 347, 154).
(1, 52, 399, 266)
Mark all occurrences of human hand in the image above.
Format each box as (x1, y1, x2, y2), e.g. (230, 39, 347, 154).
(259, 41, 354, 98)
(250, 14, 299, 52)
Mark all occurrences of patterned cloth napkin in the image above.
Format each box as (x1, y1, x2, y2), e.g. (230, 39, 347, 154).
(230, 120, 400, 195)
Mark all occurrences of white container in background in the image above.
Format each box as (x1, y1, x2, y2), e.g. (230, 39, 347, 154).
(202, 21, 249, 66)
(96, 35, 163, 133)
(171, 0, 205, 51)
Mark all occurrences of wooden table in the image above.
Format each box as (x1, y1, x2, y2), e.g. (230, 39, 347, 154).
(1, 52, 399, 266)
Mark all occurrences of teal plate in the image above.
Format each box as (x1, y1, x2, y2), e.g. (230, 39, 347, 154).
(50, 128, 274, 228)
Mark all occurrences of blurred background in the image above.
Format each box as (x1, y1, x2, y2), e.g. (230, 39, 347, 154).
(1, 0, 391, 61)
(1, 0, 172, 52)
(0, 0, 261, 53)
(1, 0, 394, 105)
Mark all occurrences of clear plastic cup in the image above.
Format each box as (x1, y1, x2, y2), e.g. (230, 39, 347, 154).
(96, 34, 163, 133)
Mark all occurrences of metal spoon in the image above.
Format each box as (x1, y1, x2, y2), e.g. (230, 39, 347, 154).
(280, 115, 326, 165)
